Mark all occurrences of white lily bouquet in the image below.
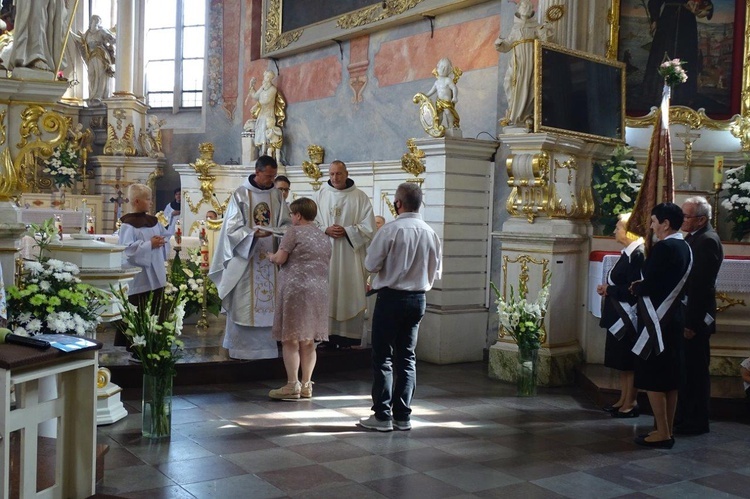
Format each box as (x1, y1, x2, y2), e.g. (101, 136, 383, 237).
(490, 274, 551, 353)
(112, 286, 187, 377)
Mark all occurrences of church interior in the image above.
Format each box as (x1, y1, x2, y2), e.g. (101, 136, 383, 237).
(0, 0, 749, 497)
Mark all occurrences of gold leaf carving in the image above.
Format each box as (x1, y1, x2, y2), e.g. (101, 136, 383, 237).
(264, 0, 304, 52)
(337, 0, 426, 30)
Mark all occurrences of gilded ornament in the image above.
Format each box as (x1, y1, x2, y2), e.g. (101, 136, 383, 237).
(264, 0, 303, 53)
(147, 166, 164, 206)
(505, 151, 550, 223)
(716, 292, 745, 313)
(0, 109, 6, 146)
(97, 367, 111, 389)
(545, 5, 565, 22)
(401, 138, 426, 183)
(500, 254, 550, 343)
(336, 0, 426, 30)
(0, 148, 17, 200)
(189, 142, 219, 209)
(14, 107, 69, 194)
(605, 0, 620, 60)
(380, 192, 397, 218)
(103, 123, 137, 156)
(301, 144, 325, 191)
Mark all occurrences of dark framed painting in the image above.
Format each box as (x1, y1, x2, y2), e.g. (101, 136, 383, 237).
(261, 0, 492, 57)
(613, 0, 746, 119)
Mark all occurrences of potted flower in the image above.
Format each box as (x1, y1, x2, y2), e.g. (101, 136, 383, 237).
(6, 219, 105, 337)
(721, 162, 750, 241)
(167, 248, 221, 319)
(112, 285, 186, 439)
(490, 274, 551, 396)
(42, 141, 81, 192)
(592, 146, 642, 235)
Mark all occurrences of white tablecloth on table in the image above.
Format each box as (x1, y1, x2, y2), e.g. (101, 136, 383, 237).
(589, 252, 750, 318)
(20, 235, 200, 261)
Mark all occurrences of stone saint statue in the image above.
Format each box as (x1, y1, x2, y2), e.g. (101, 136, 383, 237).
(244, 71, 286, 160)
(9, 0, 68, 72)
(71, 15, 116, 104)
(495, 0, 553, 128)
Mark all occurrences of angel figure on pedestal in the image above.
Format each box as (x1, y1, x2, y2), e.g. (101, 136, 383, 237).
(413, 58, 462, 138)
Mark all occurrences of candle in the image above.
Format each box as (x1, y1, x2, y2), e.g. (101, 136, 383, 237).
(86, 216, 95, 234)
(55, 214, 63, 241)
(713, 156, 724, 184)
(175, 220, 182, 245)
(80, 199, 87, 235)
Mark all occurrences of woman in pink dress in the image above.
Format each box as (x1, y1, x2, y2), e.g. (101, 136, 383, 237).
(267, 198, 331, 400)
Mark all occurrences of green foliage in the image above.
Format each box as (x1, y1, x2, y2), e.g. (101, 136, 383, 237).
(592, 146, 642, 235)
(166, 249, 221, 318)
(721, 162, 750, 241)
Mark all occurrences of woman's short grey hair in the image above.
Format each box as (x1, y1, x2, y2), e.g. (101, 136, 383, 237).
(684, 196, 712, 220)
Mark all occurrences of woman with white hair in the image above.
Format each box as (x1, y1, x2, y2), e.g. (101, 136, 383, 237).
(597, 212, 645, 417)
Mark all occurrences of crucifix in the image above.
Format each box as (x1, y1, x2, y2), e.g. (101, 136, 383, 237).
(101, 167, 133, 233)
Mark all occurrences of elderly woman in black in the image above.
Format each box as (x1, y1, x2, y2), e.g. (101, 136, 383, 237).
(597, 213, 644, 418)
(630, 203, 692, 449)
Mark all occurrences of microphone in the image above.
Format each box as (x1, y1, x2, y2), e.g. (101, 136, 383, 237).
(0, 328, 51, 350)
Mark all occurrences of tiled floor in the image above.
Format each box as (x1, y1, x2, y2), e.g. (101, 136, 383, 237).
(96, 362, 750, 498)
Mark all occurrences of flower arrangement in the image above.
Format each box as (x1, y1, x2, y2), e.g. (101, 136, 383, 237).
(166, 249, 220, 318)
(658, 58, 688, 86)
(490, 274, 551, 353)
(42, 141, 81, 189)
(6, 219, 105, 336)
(112, 285, 186, 377)
(721, 162, 750, 241)
(592, 146, 642, 235)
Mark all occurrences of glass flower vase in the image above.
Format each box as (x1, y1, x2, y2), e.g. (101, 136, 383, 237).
(142, 373, 173, 439)
(516, 346, 538, 397)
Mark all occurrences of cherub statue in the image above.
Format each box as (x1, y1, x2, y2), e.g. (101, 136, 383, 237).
(495, 0, 553, 128)
(427, 58, 460, 130)
(413, 58, 462, 138)
(245, 70, 286, 159)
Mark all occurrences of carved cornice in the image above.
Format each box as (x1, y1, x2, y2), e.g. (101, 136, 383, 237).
(264, 0, 303, 52)
(337, 0, 425, 30)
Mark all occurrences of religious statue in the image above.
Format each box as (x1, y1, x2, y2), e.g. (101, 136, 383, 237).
(413, 58, 462, 138)
(71, 15, 116, 104)
(139, 115, 166, 158)
(495, 0, 553, 129)
(244, 71, 287, 161)
(8, 0, 69, 72)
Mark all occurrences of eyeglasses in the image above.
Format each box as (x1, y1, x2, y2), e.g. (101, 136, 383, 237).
(277, 188, 289, 192)
(683, 214, 704, 219)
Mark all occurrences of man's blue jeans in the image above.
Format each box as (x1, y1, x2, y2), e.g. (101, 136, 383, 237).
(370, 288, 426, 422)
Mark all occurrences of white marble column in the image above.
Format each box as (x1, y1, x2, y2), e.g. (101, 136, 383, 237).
(417, 137, 499, 364)
(537, 0, 578, 49)
(115, 0, 135, 96)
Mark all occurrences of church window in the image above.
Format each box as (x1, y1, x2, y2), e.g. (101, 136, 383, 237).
(144, 0, 206, 110)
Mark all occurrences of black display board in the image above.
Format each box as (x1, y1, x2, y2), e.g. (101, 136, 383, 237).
(281, 0, 380, 32)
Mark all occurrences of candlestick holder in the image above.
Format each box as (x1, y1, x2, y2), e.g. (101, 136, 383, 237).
(712, 182, 722, 229)
(197, 266, 209, 329)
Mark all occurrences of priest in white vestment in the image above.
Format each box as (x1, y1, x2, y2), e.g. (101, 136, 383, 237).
(209, 156, 291, 359)
(314, 161, 376, 347)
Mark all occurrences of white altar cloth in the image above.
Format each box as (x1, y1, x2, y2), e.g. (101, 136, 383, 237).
(20, 235, 200, 261)
(589, 251, 750, 318)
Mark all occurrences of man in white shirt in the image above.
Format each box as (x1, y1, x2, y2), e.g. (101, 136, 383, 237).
(358, 183, 442, 432)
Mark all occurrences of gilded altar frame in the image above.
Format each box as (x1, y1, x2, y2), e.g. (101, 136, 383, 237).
(607, 0, 750, 122)
(261, 0, 492, 57)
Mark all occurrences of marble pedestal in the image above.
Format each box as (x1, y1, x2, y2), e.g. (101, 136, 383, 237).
(488, 132, 608, 385)
(417, 137, 498, 364)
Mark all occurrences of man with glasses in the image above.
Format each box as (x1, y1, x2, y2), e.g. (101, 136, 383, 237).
(274, 175, 291, 207)
(677, 196, 723, 435)
(209, 155, 291, 359)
